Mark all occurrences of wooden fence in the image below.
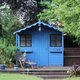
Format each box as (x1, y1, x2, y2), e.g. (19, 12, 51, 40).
(64, 48, 80, 66)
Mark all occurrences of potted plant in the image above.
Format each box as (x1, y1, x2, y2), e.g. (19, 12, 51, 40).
(7, 59, 14, 68)
(0, 64, 6, 70)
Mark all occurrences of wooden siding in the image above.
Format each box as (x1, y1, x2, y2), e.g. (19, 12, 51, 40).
(16, 26, 64, 66)
(64, 48, 80, 66)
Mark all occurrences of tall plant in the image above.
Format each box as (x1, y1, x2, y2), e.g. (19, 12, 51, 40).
(0, 3, 20, 64)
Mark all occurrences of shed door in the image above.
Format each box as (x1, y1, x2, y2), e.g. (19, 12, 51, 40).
(49, 34, 63, 66)
(34, 31, 49, 66)
(49, 52, 63, 66)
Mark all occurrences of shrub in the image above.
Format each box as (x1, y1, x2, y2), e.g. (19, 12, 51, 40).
(67, 64, 80, 77)
(0, 39, 16, 64)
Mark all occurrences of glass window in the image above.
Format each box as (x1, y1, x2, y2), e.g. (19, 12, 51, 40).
(26, 40, 31, 47)
(20, 34, 32, 47)
(50, 34, 62, 47)
(50, 41, 55, 47)
(21, 35, 25, 40)
(50, 35, 55, 40)
(26, 35, 32, 40)
(56, 41, 62, 47)
(57, 35, 62, 41)
(21, 41, 25, 46)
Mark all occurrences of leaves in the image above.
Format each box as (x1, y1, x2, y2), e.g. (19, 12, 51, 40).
(38, 0, 80, 45)
(0, 4, 19, 63)
(0, 5, 18, 32)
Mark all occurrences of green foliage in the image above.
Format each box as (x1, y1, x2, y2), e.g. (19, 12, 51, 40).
(3, 0, 38, 24)
(0, 4, 20, 64)
(0, 4, 18, 31)
(0, 38, 16, 64)
(38, 0, 80, 45)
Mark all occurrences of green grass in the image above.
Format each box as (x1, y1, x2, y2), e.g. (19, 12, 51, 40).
(0, 73, 43, 80)
(63, 77, 80, 80)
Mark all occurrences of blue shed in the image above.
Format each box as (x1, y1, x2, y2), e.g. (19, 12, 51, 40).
(14, 21, 64, 66)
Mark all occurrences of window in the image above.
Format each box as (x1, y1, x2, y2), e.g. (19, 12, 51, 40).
(50, 34, 62, 47)
(20, 34, 32, 47)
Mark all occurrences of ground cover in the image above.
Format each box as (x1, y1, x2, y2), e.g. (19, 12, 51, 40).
(63, 77, 80, 80)
(0, 73, 43, 80)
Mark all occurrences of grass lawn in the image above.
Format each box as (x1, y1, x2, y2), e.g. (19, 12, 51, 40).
(0, 73, 43, 80)
(63, 77, 80, 80)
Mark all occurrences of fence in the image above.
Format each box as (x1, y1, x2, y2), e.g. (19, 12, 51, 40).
(64, 48, 80, 66)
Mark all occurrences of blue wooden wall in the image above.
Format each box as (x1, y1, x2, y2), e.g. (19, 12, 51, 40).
(16, 25, 64, 66)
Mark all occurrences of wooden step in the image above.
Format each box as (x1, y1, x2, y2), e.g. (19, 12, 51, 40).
(21, 71, 68, 75)
(0, 67, 71, 79)
(35, 74, 70, 79)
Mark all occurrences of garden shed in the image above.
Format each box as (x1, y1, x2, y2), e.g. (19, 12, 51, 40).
(14, 21, 64, 66)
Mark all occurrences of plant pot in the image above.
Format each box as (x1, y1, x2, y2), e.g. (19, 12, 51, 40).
(0, 64, 6, 70)
(7, 63, 14, 68)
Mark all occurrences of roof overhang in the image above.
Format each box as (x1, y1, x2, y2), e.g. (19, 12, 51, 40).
(13, 21, 62, 34)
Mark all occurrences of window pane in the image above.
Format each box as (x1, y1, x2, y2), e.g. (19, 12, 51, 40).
(50, 35, 55, 40)
(50, 41, 56, 47)
(26, 35, 31, 40)
(57, 35, 62, 41)
(21, 41, 25, 46)
(56, 41, 62, 47)
(26, 40, 31, 47)
(21, 35, 25, 40)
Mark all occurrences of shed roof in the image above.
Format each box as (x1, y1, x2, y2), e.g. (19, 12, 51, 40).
(13, 21, 62, 34)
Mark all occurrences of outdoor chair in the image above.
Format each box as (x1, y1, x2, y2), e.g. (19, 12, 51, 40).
(15, 51, 37, 69)
(18, 59, 37, 69)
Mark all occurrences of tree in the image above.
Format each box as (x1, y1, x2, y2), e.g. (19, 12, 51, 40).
(0, 0, 39, 24)
(38, 0, 80, 45)
(0, 0, 40, 64)
(0, 3, 20, 64)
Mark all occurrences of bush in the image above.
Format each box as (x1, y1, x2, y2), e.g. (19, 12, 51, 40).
(67, 64, 80, 77)
(0, 39, 16, 64)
